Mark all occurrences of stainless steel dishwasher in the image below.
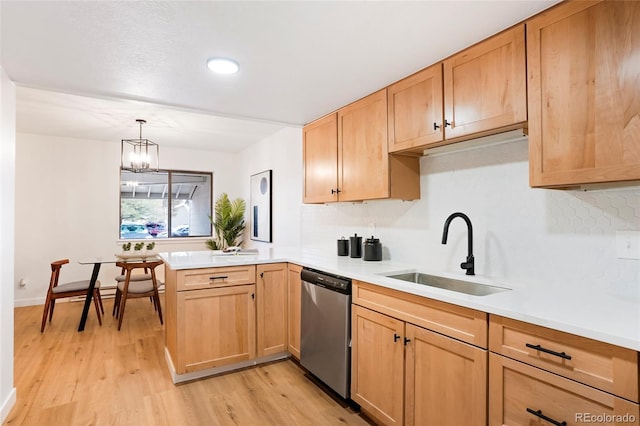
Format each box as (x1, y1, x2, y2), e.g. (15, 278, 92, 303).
(300, 267, 352, 399)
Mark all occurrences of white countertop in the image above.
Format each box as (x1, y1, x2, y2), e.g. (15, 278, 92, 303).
(160, 248, 640, 352)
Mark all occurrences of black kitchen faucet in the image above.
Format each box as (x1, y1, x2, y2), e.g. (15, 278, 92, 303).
(441, 212, 475, 276)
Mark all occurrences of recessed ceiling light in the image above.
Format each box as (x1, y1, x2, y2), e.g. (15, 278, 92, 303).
(207, 57, 239, 74)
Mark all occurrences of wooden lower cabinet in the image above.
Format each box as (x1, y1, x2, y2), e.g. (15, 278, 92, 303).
(287, 263, 302, 359)
(352, 305, 405, 425)
(405, 324, 487, 426)
(176, 284, 256, 373)
(256, 263, 288, 357)
(351, 305, 488, 426)
(489, 353, 639, 426)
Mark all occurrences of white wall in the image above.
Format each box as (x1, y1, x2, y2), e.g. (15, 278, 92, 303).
(301, 139, 640, 297)
(14, 133, 243, 306)
(0, 67, 17, 423)
(238, 126, 303, 249)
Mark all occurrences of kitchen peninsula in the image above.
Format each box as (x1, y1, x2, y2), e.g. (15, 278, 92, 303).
(161, 249, 640, 424)
(161, 249, 639, 370)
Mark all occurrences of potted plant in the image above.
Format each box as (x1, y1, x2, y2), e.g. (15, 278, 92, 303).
(206, 193, 246, 250)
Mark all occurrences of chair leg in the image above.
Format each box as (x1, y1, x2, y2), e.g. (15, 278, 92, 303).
(40, 296, 52, 332)
(48, 300, 56, 322)
(93, 291, 102, 326)
(96, 289, 105, 314)
(117, 296, 127, 331)
(154, 289, 163, 325)
(113, 289, 121, 318)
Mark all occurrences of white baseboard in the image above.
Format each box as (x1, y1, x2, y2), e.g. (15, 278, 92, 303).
(13, 298, 43, 307)
(0, 387, 16, 423)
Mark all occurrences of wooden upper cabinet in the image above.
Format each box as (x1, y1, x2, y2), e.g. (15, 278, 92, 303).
(303, 89, 420, 204)
(303, 113, 338, 203)
(528, 0, 640, 187)
(388, 63, 444, 152)
(443, 24, 527, 140)
(338, 89, 392, 202)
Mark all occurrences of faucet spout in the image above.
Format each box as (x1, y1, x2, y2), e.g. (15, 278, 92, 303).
(441, 212, 474, 275)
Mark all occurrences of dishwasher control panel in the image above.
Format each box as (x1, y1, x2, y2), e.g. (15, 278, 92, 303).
(301, 268, 352, 294)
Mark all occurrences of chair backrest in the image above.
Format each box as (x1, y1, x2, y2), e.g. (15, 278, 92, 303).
(115, 260, 163, 273)
(49, 259, 70, 290)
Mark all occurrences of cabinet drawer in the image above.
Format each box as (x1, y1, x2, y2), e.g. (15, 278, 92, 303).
(489, 353, 639, 426)
(353, 281, 487, 347)
(176, 265, 256, 291)
(490, 315, 639, 402)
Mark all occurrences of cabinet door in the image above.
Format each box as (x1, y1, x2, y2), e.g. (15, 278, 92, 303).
(338, 89, 390, 201)
(443, 24, 526, 140)
(489, 353, 640, 426)
(528, 1, 640, 187)
(388, 63, 444, 153)
(351, 305, 405, 425)
(286, 263, 302, 359)
(256, 263, 288, 357)
(176, 285, 256, 374)
(303, 113, 338, 203)
(405, 324, 487, 426)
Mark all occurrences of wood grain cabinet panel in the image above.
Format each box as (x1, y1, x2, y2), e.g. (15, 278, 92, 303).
(165, 265, 258, 375)
(352, 280, 487, 348)
(489, 353, 639, 426)
(388, 63, 444, 152)
(385, 24, 526, 155)
(176, 265, 256, 291)
(405, 324, 487, 426)
(528, 0, 640, 187)
(352, 301, 489, 426)
(351, 305, 405, 426)
(443, 24, 527, 141)
(286, 263, 302, 359)
(490, 315, 639, 402)
(176, 285, 256, 374)
(339, 89, 393, 201)
(303, 90, 420, 203)
(256, 263, 288, 357)
(303, 113, 338, 203)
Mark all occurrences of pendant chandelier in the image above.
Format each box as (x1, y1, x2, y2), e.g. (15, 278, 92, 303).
(120, 119, 159, 172)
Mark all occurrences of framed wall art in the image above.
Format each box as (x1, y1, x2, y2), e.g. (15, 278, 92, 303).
(250, 169, 272, 242)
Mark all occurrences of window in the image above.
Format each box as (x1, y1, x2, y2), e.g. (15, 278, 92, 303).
(120, 170, 212, 239)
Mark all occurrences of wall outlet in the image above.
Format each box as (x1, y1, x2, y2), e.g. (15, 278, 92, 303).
(616, 231, 640, 260)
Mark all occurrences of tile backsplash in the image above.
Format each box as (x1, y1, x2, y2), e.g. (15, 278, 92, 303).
(300, 138, 640, 298)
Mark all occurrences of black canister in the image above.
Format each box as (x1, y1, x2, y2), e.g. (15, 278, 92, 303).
(363, 236, 382, 261)
(337, 237, 349, 256)
(349, 233, 362, 258)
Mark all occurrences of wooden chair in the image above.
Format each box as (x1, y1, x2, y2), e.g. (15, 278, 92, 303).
(113, 260, 163, 331)
(40, 259, 104, 332)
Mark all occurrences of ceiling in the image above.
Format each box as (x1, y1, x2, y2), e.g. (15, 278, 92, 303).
(1, 1, 559, 152)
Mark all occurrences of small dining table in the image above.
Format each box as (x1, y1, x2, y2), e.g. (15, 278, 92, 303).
(77, 255, 160, 331)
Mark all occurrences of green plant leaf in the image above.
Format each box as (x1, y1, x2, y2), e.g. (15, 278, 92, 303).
(208, 193, 246, 250)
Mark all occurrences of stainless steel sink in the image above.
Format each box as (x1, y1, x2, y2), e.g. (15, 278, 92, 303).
(385, 272, 510, 296)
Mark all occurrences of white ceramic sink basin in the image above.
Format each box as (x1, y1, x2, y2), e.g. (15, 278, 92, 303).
(384, 272, 510, 296)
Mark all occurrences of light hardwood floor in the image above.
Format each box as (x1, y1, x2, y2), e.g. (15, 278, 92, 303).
(6, 297, 369, 426)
